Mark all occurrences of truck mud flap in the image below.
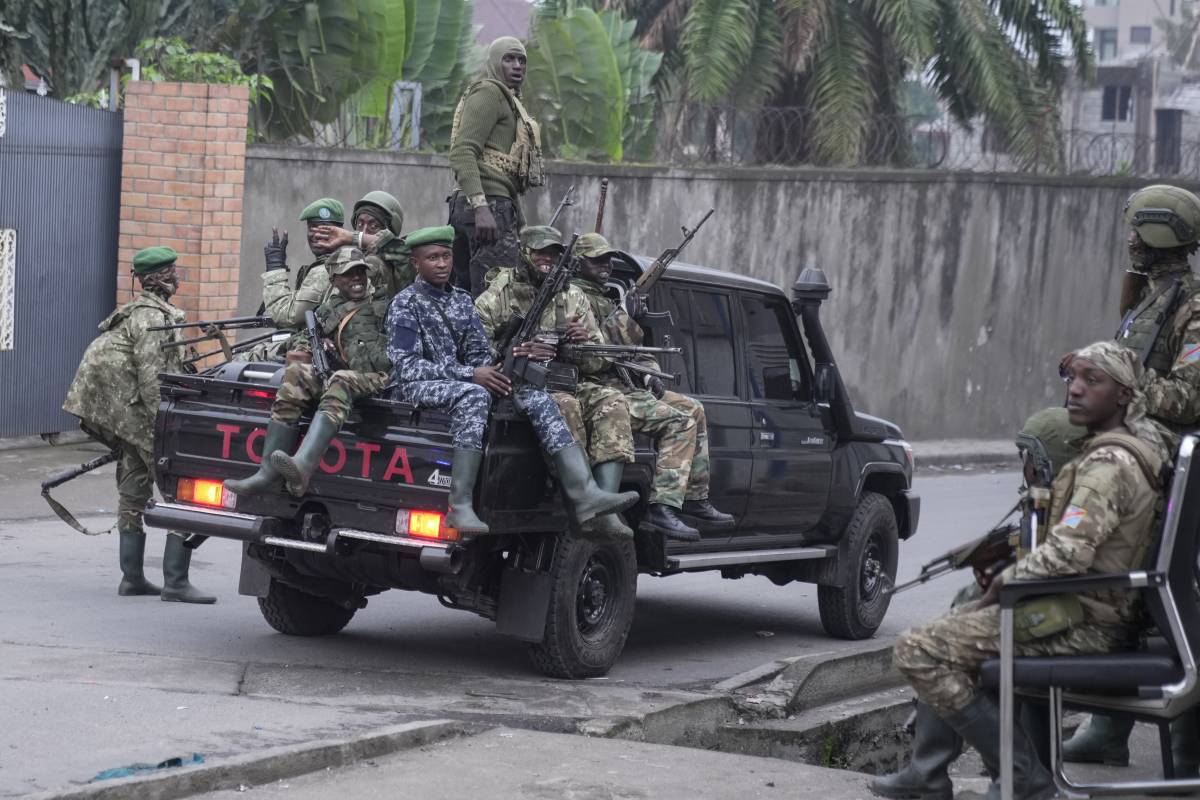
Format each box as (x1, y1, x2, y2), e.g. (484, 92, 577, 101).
(238, 542, 272, 597)
(496, 567, 552, 642)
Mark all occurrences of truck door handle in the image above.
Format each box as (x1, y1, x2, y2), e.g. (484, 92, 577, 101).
(759, 431, 775, 443)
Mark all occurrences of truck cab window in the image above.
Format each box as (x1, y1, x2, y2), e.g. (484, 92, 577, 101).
(671, 288, 738, 397)
(740, 294, 811, 402)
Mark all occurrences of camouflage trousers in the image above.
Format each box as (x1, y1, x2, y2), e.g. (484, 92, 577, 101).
(403, 379, 574, 454)
(659, 390, 711, 501)
(624, 388, 698, 508)
(553, 383, 634, 466)
(448, 193, 520, 297)
(271, 364, 388, 427)
(893, 604, 1129, 717)
(115, 440, 182, 538)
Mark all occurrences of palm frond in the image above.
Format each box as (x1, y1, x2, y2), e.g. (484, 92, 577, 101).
(862, 0, 936, 63)
(803, 1, 875, 165)
(682, 0, 757, 103)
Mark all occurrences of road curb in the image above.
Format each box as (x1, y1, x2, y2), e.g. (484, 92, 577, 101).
(914, 444, 1019, 471)
(26, 720, 478, 800)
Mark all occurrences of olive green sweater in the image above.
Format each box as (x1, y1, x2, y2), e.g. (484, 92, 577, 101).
(449, 81, 520, 200)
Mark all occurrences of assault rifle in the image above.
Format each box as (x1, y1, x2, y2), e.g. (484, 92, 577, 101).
(42, 449, 120, 536)
(625, 208, 714, 328)
(496, 233, 582, 389)
(304, 309, 337, 382)
(548, 185, 576, 228)
(559, 342, 682, 383)
(888, 498, 1024, 595)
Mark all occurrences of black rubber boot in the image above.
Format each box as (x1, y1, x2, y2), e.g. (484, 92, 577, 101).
(117, 526, 162, 596)
(580, 461, 633, 539)
(161, 535, 216, 604)
(224, 421, 299, 497)
(640, 503, 701, 542)
(271, 413, 339, 497)
(550, 444, 639, 525)
(681, 498, 736, 530)
(944, 694, 1057, 800)
(869, 702, 961, 800)
(1171, 709, 1200, 779)
(444, 448, 488, 534)
(1062, 713, 1132, 767)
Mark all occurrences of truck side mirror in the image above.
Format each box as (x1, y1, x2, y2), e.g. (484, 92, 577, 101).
(813, 363, 836, 404)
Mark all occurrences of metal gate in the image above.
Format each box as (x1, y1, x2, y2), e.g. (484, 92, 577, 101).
(0, 89, 122, 437)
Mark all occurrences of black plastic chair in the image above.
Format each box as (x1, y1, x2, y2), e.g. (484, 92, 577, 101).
(981, 433, 1200, 799)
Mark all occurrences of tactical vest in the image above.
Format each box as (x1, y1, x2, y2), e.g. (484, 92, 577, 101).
(318, 298, 390, 373)
(1116, 270, 1200, 373)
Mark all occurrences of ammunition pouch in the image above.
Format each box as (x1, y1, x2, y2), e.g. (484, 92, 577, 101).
(545, 362, 579, 394)
(1014, 593, 1084, 643)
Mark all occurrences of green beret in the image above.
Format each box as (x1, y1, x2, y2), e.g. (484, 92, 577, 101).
(327, 246, 368, 275)
(520, 225, 564, 251)
(405, 225, 455, 250)
(132, 246, 177, 274)
(299, 197, 345, 224)
(573, 232, 616, 259)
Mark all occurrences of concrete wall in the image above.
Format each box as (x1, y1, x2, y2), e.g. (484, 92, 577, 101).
(241, 145, 1186, 441)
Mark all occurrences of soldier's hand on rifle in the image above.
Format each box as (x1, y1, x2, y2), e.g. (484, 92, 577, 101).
(644, 374, 665, 400)
(562, 321, 589, 343)
(513, 341, 556, 362)
(264, 228, 289, 271)
(473, 365, 512, 396)
(474, 205, 499, 245)
(624, 290, 646, 321)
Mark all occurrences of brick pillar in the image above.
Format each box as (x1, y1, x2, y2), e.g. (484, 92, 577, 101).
(117, 81, 248, 321)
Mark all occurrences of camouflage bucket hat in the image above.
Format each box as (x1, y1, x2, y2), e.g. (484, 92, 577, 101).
(573, 232, 616, 258)
(327, 246, 368, 275)
(520, 225, 564, 251)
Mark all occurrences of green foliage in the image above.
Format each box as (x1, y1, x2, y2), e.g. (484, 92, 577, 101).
(601, 10, 663, 161)
(135, 37, 272, 104)
(403, 0, 479, 148)
(681, 0, 781, 106)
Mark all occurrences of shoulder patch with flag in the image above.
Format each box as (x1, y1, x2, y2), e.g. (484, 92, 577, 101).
(1060, 505, 1088, 529)
(1177, 343, 1200, 367)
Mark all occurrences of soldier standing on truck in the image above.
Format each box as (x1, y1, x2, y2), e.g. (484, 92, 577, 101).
(386, 225, 637, 535)
(572, 233, 735, 539)
(62, 246, 215, 604)
(225, 247, 391, 498)
(447, 36, 544, 296)
(474, 225, 637, 539)
(315, 190, 413, 301)
(261, 197, 345, 329)
(893, 341, 1165, 800)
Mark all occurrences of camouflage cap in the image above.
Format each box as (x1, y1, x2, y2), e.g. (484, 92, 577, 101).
(299, 197, 345, 225)
(520, 225, 564, 251)
(573, 232, 616, 259)
(405, 225, 455, 250)
(132, 246, 177, 274)
(326, 246, 368, 275)
(1015, 407, 1085, 481)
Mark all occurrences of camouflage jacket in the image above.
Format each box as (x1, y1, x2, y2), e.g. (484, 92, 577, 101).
(1121, 266, 1200, 431)
(572, 278, 662, 385)
(366, 232, 415, 301)
(387, 277, 494, 384)
(1001, 430, 1162, 630)
(262, 254, 331, 329)
(309, 294, 391, 374)
(474, 267, 605, 374)
(62, 292, 185, 458)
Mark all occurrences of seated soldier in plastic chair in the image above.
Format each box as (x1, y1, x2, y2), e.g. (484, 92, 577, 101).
(386, 225, 638, 535)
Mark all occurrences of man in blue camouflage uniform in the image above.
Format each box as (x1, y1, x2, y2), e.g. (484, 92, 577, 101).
(387, 226, 637, 534)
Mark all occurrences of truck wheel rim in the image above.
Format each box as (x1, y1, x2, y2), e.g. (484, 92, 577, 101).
(861, 535, 884, 603)
(576, 553, 616, 637)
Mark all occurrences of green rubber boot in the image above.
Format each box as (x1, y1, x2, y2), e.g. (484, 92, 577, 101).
(223, 421, 299, 497)
(117, 526, 162, 596)
(161, 535, 216, 604)
(270, 413, 339, 497)
(1063, 714, 1133, 767)
(869, 702, 961, 800)
(550, 444, 639, 525)
(580, 461, 633, 540)
(444, 448, 488, 534)
(944, 694, 1056, 800)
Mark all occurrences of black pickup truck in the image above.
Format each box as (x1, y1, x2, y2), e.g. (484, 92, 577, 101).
(144, 259, 919, 678)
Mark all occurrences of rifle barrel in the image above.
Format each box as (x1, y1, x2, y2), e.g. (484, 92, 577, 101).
(148, 316, 275, 332)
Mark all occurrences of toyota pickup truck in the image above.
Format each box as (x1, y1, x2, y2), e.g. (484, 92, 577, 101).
(144, 259, 919, 678)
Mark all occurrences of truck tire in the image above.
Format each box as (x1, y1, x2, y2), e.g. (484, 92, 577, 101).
(529, 533, 638, 679)
(257, 580, 357, 637)
(818, 491, 898, 640)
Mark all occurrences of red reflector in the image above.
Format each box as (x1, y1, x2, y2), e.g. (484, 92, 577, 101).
(244, 389, 275, 399)
(177, 477, 226, 508)
(408, 510, 446, 539)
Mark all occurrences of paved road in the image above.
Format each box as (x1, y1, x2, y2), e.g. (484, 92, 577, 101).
(0, 440, 1023, 795)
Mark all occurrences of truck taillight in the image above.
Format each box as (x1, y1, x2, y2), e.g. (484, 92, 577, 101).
(177, 477, 235, 509)
(243, 388, 275, 400)
(395, 509, 456, 541)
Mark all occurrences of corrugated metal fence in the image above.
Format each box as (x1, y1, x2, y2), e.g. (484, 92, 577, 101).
(0, 90, 122, 437)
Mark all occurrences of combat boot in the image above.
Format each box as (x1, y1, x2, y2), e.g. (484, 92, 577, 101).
(640, 503, 701, 542)
(580, 461, 633, 540)
(444, 448, 488, 534)
(117, 525, 162, 596)
(869, 702, 961, 800)
(271, 413, 339, 497)
(944, 694, 1056, 800)
(1171, 709, 1200, 779)
(550, 444, 639, 525)
(161, 535, 216, 604)
(223, 421, 299, 497)
(681, 497, 736, 530)
(1062, 714, 1132, 767)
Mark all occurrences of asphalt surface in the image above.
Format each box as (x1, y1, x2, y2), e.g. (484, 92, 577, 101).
(0, 440, 1023, 796)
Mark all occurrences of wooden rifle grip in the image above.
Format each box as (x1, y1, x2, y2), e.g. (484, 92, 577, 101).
(595, 178, 608, 234)
(1119, 271, 1148, 317)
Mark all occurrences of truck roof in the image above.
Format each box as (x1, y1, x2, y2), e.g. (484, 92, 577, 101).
(624, 254, 786, 297)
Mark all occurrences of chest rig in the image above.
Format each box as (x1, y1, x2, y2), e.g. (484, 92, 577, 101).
(1116, 270, 1200, 372)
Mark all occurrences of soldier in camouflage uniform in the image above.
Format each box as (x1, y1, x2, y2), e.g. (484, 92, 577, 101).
(226, 247, 391, 498)
(388, 226, 637, 535)
(318, 191, 414, 300)
(572, 233, 736, 542)
(474, 226, 638, 538)
(261, 197, 345, 329)
(447, 36, 544, 296)
(63, 247, 215, 604)
(893, 341, 1164, 800)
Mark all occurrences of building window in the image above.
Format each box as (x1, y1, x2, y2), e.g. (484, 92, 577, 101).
(1097, 28, 1119, 60)
(1130, 26, 1152, 44)
(1102, 84, 1134, 121)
